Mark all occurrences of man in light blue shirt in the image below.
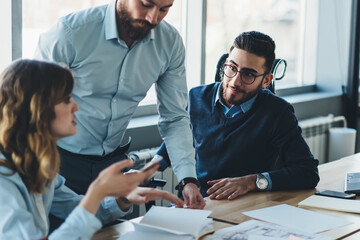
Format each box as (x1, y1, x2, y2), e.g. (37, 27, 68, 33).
(35, 0, 204, 211)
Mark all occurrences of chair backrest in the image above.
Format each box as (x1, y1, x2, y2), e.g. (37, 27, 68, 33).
(214, 53, 287, 94)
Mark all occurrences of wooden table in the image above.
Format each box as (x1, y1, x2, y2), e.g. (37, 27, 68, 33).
(92, 154, 360, 240)
(204, 153, 360, 239)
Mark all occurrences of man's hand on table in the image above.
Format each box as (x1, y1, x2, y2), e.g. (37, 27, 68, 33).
(206, 175, 257, 200)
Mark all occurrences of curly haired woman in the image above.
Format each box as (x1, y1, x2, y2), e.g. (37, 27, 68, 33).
(0, 59, 183, 240)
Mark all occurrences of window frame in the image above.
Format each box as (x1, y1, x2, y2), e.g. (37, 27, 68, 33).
(0, 0, 20, 72)
(12, 0, 22, 61)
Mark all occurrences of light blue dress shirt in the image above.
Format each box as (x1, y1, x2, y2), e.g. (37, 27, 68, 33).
(34, 0, 196, 180)
(214, 84, 272, 190)
(0, 165, 129, 240)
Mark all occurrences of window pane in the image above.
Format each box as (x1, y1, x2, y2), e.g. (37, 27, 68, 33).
(22, 0, 183, 107)
(22, 0, 109, 58)
(206, 0, 304, 88)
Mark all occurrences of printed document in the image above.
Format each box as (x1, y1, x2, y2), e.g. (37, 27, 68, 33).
(208, 220, 332, 240)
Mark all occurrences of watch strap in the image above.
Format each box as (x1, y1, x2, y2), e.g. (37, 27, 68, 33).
(118, 197, 131, 204)
(175, 177, 201, 192)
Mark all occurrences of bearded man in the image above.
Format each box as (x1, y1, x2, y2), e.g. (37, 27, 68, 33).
(35, 0, 205, 216)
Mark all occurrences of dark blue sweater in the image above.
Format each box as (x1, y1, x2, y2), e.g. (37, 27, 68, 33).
(189, 83, 319, 195)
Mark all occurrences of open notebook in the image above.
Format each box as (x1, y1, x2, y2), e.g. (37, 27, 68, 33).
(121, 206, 213, 240)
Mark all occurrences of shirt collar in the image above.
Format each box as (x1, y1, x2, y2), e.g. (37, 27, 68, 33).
(104, 0, 118, 40)
(214, 82, 257, 114)
(105, 0, 155, 42)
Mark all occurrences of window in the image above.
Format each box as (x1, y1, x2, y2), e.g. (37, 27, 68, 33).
(22, 0, 109, 58)
(22, 0, 183, 107)
(205, 0, 307, 89)
(6, 0, 350, 114)
(139, 0, 184, 106)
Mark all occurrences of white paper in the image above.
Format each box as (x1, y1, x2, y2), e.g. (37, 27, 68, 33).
(299, 195, 360, 214)
(208, 220, 332, 240)
(242, 204, 351, 234)
(120, 206, 213, 240)
(119, 230, 193, 240)
(140, 206, 212, 236)
(132, 221, 188, 235)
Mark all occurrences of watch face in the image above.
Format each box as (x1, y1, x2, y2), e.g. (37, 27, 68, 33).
(256, 176, 268, 190)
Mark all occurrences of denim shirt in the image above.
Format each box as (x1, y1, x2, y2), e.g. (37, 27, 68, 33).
(0, 165, 129, 240)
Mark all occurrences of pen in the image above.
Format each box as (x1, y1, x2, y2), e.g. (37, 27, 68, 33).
(197, 230, 215, 240)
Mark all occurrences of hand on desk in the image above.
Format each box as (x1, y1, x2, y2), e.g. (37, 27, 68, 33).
(207, 175, 257, 200)
(183, 183, 206, 209)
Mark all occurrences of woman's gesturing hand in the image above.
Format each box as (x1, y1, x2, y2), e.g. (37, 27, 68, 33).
(80, 159, 159, 214)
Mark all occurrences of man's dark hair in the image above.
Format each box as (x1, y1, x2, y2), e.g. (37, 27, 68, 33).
(230, 31, 276, 74)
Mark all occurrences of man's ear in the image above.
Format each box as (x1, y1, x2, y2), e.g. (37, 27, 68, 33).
(261, 73, 273, 89)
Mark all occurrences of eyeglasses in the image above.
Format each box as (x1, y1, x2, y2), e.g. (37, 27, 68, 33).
(223, 64, 267, 85)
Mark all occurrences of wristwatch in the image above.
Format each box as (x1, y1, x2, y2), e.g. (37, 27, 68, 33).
(175, 177, 201, 192)
(255, 173, 269, 191)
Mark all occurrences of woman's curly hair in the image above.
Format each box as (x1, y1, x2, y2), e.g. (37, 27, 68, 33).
(0, 59, 74, 193)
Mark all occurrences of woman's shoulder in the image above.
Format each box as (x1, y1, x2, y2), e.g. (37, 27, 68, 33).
(0, 164, 24, 188)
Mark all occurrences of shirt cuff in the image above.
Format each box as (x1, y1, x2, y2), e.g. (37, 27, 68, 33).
(175, 165, 197, 182)
(103, 197, 133, 218)
(50, 206, 102, 239)
(262, 172, 273, 190)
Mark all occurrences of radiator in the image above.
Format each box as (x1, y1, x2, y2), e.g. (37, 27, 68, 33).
(128, 147, 158, 170)
(127, 147, 179, 192)
(299, 114, 347, 164)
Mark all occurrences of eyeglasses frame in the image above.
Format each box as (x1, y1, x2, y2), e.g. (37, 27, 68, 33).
(223, 63, 268, 85)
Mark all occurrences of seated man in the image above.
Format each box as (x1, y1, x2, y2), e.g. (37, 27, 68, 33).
(157, 31, 320, 200)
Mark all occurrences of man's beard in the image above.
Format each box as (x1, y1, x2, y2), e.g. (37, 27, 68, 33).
(117, 2, 156, 40)
(221, 81, 262, 106)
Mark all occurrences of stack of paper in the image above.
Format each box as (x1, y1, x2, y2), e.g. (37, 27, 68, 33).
(121, 206, 213, 240)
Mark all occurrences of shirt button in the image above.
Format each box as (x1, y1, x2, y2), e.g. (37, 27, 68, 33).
(113, 99, 117, 103)
(120, 79, 124, 83)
